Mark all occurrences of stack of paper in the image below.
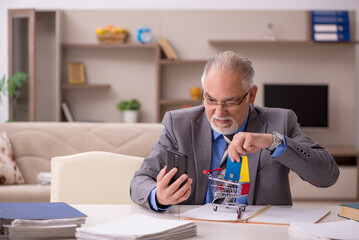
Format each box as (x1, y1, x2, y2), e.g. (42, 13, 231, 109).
(289, 220, 359, 240)
(76, 214, 196, 240)
(0, 202, 87, 239)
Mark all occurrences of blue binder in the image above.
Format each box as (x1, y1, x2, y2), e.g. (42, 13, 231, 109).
(312, 23, 349, 33)
(0, 202, 87, 219)
(311, 10, 350, 42)
(311, 10, 349, 17)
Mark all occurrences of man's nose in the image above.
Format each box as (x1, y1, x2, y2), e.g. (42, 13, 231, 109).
(214, 104, 226, 117)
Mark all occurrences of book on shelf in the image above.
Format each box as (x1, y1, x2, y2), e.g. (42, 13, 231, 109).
(339, 202, 359, 221)
(0, 202, 87, 239)
(76, 213, 196, 240)
(157, 37, 178, 60)
(311, 10, 350, 42)
(61, 101, 75, 122)
(181, 204, 329, 225)
(313, 23, 349, 33)
(313, 32, 350, 42)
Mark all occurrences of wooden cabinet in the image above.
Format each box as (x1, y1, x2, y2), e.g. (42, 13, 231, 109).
(290, 147, 359, 201)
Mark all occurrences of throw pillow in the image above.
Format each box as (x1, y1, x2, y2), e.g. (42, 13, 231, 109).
(0, 131, 24, 184)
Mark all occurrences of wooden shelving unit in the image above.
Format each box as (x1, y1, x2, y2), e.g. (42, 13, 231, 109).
(159, 99, 202, 105)
(157, 59, 207, 122)
(62, 43, 158, 49)
(325, 146, 359, 157)
(160, 59, 207, 65)
(208, 40, 359, 45)
(61, 42, 159, 122)
(61, 84, 111, 90)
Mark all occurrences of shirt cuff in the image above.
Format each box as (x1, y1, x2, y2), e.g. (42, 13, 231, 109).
(149, 187, 172, 211)
(270, 135, 287, 158)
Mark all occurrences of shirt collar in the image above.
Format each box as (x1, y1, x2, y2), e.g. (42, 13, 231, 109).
(212, 112, 250, 140)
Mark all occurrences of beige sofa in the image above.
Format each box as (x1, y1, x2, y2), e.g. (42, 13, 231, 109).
(0, 122, 163, 202)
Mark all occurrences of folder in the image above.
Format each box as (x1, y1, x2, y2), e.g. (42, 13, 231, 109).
(0, 202, 87, 220)
(181, 204, 330, 225)
(0, 202, 87, 239)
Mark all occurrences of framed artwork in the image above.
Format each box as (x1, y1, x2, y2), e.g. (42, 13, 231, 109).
(67, 62, 85, 85)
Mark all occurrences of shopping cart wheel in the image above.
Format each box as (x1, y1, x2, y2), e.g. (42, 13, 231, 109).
(237, 209, 242, 220)
(241, 206, 246, 211)
(213, 206, 218, 211)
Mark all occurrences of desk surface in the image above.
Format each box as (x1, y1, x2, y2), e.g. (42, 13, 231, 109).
(72, 202, 345, 240)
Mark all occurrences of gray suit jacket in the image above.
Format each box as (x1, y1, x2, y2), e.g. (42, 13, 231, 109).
(130, 105, 339, 208)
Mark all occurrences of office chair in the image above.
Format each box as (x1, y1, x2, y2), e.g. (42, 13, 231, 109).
(51, 151, 143, 204)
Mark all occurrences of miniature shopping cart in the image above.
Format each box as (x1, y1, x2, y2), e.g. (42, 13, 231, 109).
(203, 167, 250, 219)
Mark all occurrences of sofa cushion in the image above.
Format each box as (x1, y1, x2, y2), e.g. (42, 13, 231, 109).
(0, 132, 24, 185)
(0, 184, 50, 202)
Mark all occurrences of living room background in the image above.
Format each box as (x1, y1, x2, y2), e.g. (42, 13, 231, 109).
(0, 0, 358, 150)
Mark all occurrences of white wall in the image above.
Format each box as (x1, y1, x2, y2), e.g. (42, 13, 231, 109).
(0, 0, 358, 148)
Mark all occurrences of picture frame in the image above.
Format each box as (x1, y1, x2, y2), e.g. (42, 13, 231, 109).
(67, 62, 85, 85)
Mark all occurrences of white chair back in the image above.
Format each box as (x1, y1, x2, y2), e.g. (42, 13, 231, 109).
(51, 151, 143, 204)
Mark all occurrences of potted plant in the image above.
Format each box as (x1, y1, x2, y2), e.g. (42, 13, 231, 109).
(116, 99, 141, 123)
(0, 72, 28, 122)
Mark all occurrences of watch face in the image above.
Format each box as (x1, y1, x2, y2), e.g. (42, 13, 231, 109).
(138, 28, 152, 43)
(141, 32, 152, 42)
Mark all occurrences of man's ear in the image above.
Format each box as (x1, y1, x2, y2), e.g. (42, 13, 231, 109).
(249, 85, 258, 104)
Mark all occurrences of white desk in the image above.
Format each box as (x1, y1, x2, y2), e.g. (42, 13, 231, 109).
(72, 202, 345, 240)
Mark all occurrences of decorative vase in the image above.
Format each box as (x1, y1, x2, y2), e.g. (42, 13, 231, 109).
(123, 110, 139, 123)
(189, 87, 201, 101)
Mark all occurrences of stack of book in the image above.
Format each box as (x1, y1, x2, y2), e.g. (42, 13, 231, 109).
(0, 202, 87, 239)
(311, 10, 350, 42)
(339, 202, 359, 221)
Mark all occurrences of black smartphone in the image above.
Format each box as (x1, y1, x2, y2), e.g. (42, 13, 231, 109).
(166, 148, 188, 187)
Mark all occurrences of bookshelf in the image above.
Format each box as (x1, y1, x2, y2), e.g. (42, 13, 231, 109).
(157, 59, 207, 122)
(60, 42, 159, 122)
(62, 43, 158, 49)
(208, 40, 359, 45)
(61, 84, 111, 90)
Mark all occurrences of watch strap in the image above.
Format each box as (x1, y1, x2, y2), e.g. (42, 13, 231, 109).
(267, 131, 283, 151)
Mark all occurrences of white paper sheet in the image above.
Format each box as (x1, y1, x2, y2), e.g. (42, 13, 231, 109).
(180, 204, 330, 225)
(250, 206, 330, 225)
(289, 220, 359, 240)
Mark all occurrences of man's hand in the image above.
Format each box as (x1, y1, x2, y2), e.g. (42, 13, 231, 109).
(156, 166, 192, 206)
(228, 132, 273, 162)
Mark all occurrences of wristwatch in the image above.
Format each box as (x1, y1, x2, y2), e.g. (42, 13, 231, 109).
(267, 131, 283, 151)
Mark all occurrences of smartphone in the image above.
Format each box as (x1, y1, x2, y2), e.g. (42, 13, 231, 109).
(166, 148, 188, 187)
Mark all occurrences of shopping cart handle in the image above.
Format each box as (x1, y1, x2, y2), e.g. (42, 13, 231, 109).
(203, 167, 223, 175)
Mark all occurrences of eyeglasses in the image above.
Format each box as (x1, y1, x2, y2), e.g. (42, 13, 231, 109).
(203, 87, 253, 109)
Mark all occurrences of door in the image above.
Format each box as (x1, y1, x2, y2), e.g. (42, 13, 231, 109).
(8, 9, 36, 121)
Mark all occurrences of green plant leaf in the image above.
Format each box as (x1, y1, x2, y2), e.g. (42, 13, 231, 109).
(7, 72, 28, 97)
(116, 99, 140, 111)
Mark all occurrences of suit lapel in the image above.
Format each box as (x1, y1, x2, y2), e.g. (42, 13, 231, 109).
(191, 108, 212, 204)
(246, 104, 268, 204)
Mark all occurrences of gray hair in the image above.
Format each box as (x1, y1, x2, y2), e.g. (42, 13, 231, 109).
(201, 51, 255, 91)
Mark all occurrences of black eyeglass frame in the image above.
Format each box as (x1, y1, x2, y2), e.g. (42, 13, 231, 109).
(202, 87, 253, 108)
